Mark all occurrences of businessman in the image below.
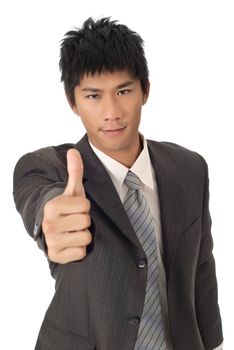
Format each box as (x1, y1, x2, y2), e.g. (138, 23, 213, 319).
(13, 17, 223, 349)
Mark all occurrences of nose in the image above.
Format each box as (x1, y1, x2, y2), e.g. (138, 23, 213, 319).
(102, 95, 122, 121)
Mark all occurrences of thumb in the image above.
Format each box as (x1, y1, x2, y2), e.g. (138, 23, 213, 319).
(64, 149, 85, 196)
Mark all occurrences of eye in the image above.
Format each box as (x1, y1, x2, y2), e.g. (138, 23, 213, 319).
(86, 94, 100, 100)
(117, 89, 131, 96)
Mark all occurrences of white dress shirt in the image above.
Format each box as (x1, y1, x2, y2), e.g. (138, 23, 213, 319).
(89, 135, 222, 350)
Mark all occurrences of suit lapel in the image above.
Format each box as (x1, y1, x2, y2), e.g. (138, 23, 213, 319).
(147, 140, 186, 278)
(74, 135, 187, 276)
(75, 135, 143, 251)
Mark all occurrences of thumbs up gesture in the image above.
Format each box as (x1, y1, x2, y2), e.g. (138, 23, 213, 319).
(64, 149, 86, 197)
(42, 149, 92, 264)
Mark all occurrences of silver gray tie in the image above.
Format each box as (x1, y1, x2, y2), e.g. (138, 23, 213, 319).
(124, 171, 167, 350)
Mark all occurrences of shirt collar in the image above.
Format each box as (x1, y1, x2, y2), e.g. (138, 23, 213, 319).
(89, 134, 154, 193)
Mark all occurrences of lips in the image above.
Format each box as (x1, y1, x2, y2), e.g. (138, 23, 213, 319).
(101, 127, 126, 136)
(102, 127, 126, 132)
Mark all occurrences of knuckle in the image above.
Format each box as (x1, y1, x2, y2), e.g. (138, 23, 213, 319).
(47, 249, 59, 263)
(46, 235, 59, 250)
(43, 200, 54, 216)
(83, 198, 91, 212)
(48, 249, 69, 264)
(78, 246, 87, 259)
(84, 231, 92, 245)
(44, 196, 61, 217)
(42, 220, 55, 235)
(83, 214, 91, 228)
(42, 220, 51, 234)
(44, 234, 53, 248)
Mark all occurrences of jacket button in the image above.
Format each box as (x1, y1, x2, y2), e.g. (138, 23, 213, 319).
(129, 317, 140, 325)
(137, 258, 147, 268)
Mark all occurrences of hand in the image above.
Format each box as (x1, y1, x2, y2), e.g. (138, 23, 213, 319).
(42, 149, 92, 264)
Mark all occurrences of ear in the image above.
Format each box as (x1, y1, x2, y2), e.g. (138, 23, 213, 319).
(142, 80, 150, 106)
(65, 92, 80, 116)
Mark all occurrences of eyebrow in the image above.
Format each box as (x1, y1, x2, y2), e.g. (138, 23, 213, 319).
(81, 80, 135, 92)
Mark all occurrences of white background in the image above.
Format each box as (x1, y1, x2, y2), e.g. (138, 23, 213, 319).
(1, 0, 233, 348)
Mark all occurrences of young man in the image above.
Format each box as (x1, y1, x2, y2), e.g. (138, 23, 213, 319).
(13, 17, 223, 350)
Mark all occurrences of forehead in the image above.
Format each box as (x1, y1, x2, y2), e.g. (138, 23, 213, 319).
(78, 70, 139, 89)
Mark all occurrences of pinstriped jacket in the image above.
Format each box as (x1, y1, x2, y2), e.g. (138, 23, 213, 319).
(13, 134, 223, 350)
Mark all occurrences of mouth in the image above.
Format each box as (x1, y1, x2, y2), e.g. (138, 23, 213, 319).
(101, 127, 126, 136)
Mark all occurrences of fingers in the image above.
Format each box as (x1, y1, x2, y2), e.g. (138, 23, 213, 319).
(43, 213, 91, 234)
(64, 149, 85, 197)
(46, 230, 92, 250)
(46, 230, 92, 264)
(48, 246, 87, 264)
(42, 148, 93, 264)
(43, 196, 90, 218)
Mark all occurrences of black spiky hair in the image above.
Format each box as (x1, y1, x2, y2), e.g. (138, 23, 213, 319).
(59, 17, 149, 105)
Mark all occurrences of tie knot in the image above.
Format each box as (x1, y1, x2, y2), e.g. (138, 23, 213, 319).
(124, 171, 141, 190)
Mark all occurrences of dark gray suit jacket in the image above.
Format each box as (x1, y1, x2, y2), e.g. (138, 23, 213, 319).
(13, 134, 223, 350)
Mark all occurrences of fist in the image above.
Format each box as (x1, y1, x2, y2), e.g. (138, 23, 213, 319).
(42, 149, 92, 264)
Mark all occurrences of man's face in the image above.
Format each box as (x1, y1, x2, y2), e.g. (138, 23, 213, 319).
(71, 70, 149, 158)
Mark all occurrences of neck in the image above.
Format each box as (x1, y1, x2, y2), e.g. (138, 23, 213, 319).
(104, 134, 143, 168)
(89, 134, 143, 168)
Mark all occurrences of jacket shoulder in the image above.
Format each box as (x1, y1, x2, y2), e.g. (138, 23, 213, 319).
(14, 142, 75, 167)
(147, 139, 209, 182)
(13, 142, 76, 187)
(148, 139, 207, 164)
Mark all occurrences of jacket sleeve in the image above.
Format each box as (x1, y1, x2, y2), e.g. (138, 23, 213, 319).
(13, 149, 66, 260)
(195, 155, 223, 350)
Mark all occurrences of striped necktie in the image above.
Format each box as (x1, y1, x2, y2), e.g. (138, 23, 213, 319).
(124, 171, 167, 350)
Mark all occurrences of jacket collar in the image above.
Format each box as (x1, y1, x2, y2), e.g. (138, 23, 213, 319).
(74, 134, 143, 252)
